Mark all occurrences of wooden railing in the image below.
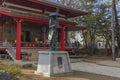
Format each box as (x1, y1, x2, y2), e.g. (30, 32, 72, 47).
(12, 42, 48, 47)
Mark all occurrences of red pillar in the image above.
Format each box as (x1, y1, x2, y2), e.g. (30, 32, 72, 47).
(43, 32, 46, 48)
(65, 27, 68, 44)
(42, 27, 46, 49)
(60, 26, 65, 51)
(0, 15, 3, 46)
(15, 18, 22, 60)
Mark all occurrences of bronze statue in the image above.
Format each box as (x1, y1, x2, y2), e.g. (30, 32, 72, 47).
(48, 12, 61, 50)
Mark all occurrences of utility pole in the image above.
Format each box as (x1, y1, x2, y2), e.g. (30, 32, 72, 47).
(111, 0, 116, 61)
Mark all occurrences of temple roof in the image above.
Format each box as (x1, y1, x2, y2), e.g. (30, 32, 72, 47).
(0, 0, 87, 30)
(0, 7, 77, 26)
(0, 0, 87, 19)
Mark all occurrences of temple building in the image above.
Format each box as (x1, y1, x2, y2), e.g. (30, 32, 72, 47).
(0, 0, 87, 61)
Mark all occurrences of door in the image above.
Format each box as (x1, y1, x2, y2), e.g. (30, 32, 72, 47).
(25, 31, 31, 42)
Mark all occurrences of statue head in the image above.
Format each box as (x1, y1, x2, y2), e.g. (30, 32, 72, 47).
(49, 12, 61, 17)
(49, 12, 61, 29)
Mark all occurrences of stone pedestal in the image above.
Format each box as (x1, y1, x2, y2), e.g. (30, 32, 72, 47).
(35, 51, 71, 77)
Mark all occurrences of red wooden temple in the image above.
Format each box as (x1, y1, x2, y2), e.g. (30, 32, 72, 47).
(0, 0, 87, 60)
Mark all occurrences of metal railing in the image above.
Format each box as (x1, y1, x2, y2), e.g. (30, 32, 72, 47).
(3, 42, 16, 61)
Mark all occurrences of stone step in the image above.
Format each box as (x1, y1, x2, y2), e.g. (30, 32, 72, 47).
(21, 48, 46, 61)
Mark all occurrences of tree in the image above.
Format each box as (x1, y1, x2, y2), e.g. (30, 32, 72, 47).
(74, 1, 112, 54)
(54, 0, 120, 56)
(111, 0, 119, 61)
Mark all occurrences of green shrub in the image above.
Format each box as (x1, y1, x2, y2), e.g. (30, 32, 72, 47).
(0, 61, 21, 76)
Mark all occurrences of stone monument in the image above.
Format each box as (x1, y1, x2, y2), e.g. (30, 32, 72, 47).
(35, 11, 72, 77)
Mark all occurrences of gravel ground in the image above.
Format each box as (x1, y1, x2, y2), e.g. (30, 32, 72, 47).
(1, 58, 120, 80)
(0, 72, 18, 80)
(20, 69, 120, 80)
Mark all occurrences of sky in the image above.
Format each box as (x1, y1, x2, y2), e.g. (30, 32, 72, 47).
(49, 0, 120, 3)
(47, 0, 57, 2)
(47, 0, 120, 17)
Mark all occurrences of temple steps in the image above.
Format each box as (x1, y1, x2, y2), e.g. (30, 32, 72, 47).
(0, 48, 12, 60)
(0, 47, 48, 61)
(21, 48, 47, 61)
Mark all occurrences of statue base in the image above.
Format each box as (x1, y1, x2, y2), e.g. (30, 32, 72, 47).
(35, 51, 72, 77)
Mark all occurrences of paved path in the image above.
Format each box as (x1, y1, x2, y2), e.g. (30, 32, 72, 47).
(71, 62, 120, 78)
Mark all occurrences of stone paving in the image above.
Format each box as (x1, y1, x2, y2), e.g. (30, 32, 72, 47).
(71, 61, 120, 78)
(82, 58, 120, 68)
(97, 58, 120, 68)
